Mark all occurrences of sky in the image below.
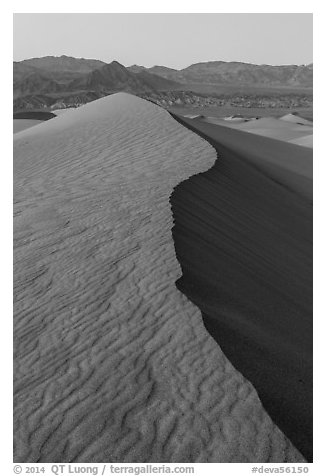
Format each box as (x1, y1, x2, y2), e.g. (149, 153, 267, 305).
(13, 13, 313, 68)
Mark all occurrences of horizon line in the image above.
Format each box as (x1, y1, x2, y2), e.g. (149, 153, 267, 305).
(13, 54, 314, 70)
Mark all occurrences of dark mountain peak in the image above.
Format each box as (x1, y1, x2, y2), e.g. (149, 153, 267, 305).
(109, 60, 124, 67)
(94, 61, 128, 75)
(75, 60, 155, 94)
(92, 61, 131, 78)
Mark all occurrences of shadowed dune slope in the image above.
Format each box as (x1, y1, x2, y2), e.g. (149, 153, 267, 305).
(188, 117, 312, 200)
(170, 114, 312, 461)
(14, 93, 305, 463)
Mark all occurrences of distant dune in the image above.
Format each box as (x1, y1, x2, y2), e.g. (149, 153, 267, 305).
(279, 113, 313, 126)
(224, 115, 248, 123)
(289, 134, 313, 148)
(13, 119, 43, 133)
(13, 110, 57, 134)
(170, 115, 312, 461)
(14, 93, 304, 463)
(236, 117, 313, 142)
(198, 114, 313, 147)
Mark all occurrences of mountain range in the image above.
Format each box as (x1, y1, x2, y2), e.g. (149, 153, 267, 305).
(129, 61, 313, 87)
(13, 55, 313, 111)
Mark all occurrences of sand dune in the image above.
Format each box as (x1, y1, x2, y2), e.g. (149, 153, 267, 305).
(13, 93, 305, 463)
(279, 113, 313, 126)
(170, 114, 312, 461)
(289, 134, 313, 148)
(13, 119, 43, 134)
(198, 115, 313, 146)
(224, 115, 248, 123)
(236, 117, 312, 141)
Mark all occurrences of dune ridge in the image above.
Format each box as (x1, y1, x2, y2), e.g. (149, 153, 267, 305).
(14, 93, 304, 462)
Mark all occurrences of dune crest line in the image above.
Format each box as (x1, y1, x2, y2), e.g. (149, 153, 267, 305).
(14, 93, 304, 463)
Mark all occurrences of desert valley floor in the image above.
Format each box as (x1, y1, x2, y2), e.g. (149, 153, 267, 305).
(14, 93, 312, 463)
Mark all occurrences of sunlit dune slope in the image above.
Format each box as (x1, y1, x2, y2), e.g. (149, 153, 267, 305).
(170, 114, 312, 461)
(14, 93, 304, 463)
(289, 134, 313, 148)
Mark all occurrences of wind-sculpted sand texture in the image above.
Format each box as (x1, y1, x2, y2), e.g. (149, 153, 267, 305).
(170, 114, 312, 461)
(14, 93, 305, 463)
